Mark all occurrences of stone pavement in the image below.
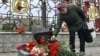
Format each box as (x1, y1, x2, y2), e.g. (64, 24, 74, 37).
(76, 46, 100, 56)
(0, 46, 100, 56)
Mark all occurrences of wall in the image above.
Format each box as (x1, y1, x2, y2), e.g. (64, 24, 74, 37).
(0, 32, 32, 52)
(0, 32, 100, 52)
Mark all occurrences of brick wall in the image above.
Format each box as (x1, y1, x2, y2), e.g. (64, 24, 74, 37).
(0, 32, 100, 52)
(0, 32, 32, 52)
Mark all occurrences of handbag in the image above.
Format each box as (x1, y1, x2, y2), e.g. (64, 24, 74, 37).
(82, 21, 93, 43)
(86, 21, 96, 39)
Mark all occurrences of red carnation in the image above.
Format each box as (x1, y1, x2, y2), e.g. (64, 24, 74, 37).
(48, 42, 60, 56)
(18, 27, 25, 34)
(40, 36, 45, 45)
(26, 41, 38, 52)
(30, 54, 36, 56)
(16, 44, 27, 50)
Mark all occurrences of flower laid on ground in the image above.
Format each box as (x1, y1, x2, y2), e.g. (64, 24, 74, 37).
(58, 42, 80, 56)
(18, 27, 25, 34)
(16, 36, 50, 56)
(48, 41, 60, 56)
(16, 44, 27, 50)
(40, 36, 45, 45)
(16, 36, 80, 56)
(26, 41, 38, 52)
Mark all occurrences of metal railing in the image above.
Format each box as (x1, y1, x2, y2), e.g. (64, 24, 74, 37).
(0, 0, 64, 32)
(0, 0, 100, 32)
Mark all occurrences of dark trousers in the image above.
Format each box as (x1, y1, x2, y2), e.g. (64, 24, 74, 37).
(69, 28, 85, 52)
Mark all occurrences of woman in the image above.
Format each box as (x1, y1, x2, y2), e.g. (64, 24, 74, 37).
(51, 3, 86, 56)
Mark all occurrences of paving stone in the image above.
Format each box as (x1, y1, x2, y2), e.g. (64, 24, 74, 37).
(0, 47, 100, 56)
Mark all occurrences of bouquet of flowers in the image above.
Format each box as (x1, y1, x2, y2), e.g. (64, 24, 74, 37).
(16, 36, 60, 56)
(16, 36, 80, 56)
(58, 42, 80, 56)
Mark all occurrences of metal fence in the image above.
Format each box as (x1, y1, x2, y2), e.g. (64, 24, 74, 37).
(0, 0, 64, 32)
(0, 0, 100, 32)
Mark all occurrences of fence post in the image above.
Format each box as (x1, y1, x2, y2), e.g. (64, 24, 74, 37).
(41, 0, 47, 28)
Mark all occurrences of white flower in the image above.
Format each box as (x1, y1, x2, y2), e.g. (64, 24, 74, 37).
(31, 46, 39, 54)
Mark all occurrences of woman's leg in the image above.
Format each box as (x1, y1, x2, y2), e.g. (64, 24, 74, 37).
(78, 28, 85, 52)
(69, 31, 75, 52)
